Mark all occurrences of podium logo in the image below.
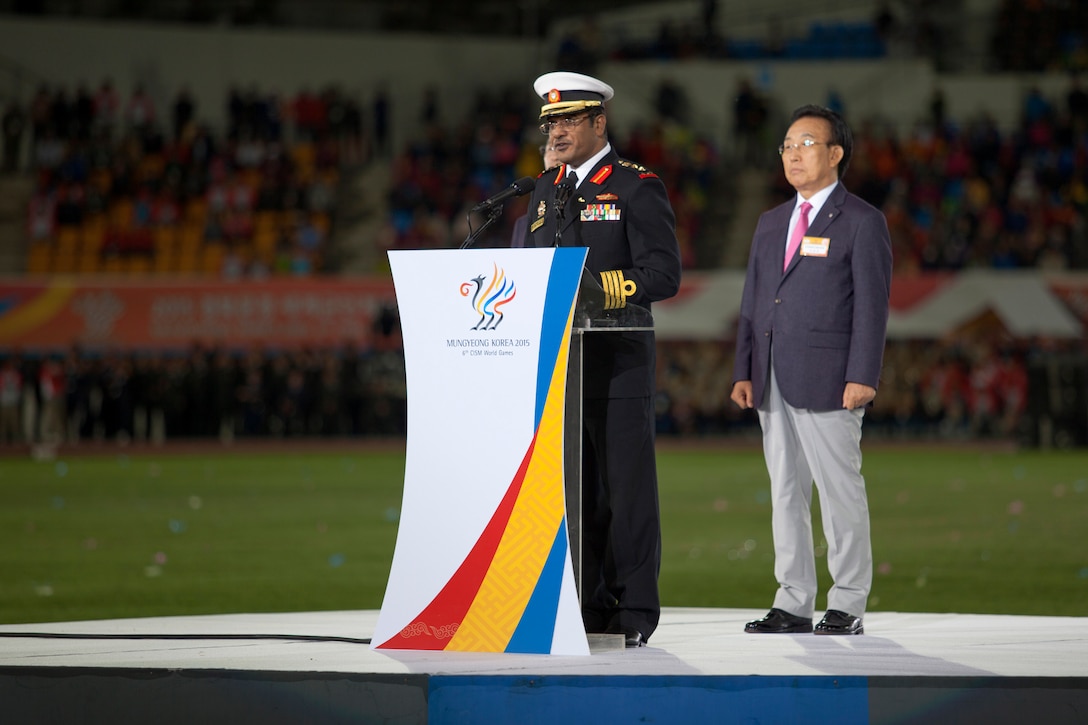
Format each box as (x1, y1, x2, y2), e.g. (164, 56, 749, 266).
(460, 263, 517, 331)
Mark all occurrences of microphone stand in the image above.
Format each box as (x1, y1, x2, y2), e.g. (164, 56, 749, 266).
(553, 182, 573, 247)
(459, 205, 504, 250)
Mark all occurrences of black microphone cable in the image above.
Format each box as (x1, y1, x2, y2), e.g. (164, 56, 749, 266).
(0, 631, 372, 644)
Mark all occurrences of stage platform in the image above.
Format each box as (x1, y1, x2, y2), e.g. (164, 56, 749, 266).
(2, 607, 1086, 724)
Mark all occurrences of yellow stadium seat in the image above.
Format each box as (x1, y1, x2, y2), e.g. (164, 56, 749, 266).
(295, 165, 314, 185)
(56, 226, 80, 254)
(153, 252, 175, 274)
(109, 200, 134, 230)
(202, 243, 225, 274)
(81, 221, 106, 253)
(291, 142, 315, 170)
(51, 253, 77, 274)
(153, 226, 177, 254)
(77, 253, 100, 274)
(138, 154, 165, 182)
(322, 168, 340, 186)
(311, 212, 331, 235)
(127, 256, 152, 275)
(90, 168, 112, 194)
(239, 168, 262, 190)
(253, 225, 278, 256)
(254, 210, 278, 232)
(178, 223, 203, 254)
(185, 198, 208, 225)
(183, 257, 203, 275)
(27, 243, 51, 274)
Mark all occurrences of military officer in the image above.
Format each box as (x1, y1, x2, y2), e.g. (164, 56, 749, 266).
(521, 71, 682, 647)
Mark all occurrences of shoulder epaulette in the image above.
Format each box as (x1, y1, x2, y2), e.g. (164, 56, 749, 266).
(617, 158, 659, 179)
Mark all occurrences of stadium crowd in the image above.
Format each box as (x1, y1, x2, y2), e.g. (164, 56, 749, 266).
(835, 82, 1088, 272)
(9, 79, 367, 276)
(379, 80, 718, 268)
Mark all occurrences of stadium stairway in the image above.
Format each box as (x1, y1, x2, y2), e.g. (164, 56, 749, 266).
(0, 175, 33, 275)
(720, 166, 772, 268)
(328, 159, 392, 275)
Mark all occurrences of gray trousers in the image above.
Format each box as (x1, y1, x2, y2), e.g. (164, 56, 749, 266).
(757, 362, 872, 619)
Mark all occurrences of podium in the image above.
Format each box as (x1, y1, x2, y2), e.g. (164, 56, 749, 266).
(371, 250, 653, 656)
(372, 247, 591, 655)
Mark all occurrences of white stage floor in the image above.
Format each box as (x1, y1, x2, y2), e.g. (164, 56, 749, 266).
(2, 607, 1086, 678)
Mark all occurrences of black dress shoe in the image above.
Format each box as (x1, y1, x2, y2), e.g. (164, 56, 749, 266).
(814, 610, 864, 635)
(744, 608, 813, 634)
(606, 625, 645, 648)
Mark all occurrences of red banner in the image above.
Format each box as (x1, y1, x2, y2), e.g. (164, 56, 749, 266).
(0, 278, 397, 350)
(3, 271, 1086, 350)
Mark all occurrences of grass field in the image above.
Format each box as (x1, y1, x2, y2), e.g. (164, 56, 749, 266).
(2, 444, 1086, 625)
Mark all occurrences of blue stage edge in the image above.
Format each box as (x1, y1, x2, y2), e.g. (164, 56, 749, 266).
(3, 668, 1087, 725)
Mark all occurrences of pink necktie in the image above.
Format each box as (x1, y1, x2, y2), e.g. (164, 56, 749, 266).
(784, 201, 812, 271)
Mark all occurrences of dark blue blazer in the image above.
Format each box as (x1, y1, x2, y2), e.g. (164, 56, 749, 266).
(733, 182, 893, 411)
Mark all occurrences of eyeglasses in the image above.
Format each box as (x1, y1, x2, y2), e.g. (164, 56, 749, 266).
(539, 114, 591, 135)
(778, 139, 828, 155)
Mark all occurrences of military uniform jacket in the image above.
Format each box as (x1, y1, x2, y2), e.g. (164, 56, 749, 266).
(522, 148, 682, 398)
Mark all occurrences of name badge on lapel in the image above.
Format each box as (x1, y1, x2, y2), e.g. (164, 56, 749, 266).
(800, 236, 830, 257)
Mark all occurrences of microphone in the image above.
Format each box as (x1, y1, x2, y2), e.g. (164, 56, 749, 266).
(554, 179, 574, 208)
(471, 176, 537, 213)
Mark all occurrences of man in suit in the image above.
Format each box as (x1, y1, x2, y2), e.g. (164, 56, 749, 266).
(731, 104, 892, 636)
(521, 71, 682, 647)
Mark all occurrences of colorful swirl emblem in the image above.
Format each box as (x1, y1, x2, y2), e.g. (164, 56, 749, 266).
(460, 263, 516, 331)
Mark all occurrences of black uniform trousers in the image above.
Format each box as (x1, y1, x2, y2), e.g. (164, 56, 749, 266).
(579, 394, 662, 638)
